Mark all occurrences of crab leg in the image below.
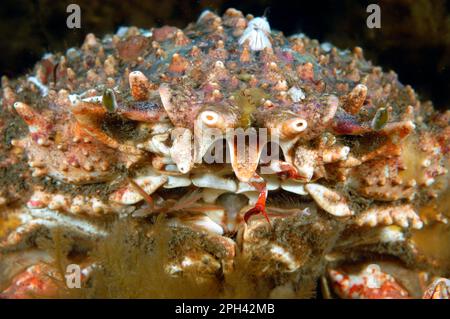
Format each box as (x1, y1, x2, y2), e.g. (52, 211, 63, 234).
(0, 209, 108, 251)
(243, 177, 271, 225)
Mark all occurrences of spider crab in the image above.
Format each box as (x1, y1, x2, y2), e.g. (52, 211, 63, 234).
(0, 8, 449, 298)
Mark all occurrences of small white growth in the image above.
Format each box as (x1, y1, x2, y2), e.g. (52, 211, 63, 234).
(27, 76, 49, 97)
(68, 94, 80, 105)
(65, 48, 80, 61)
(81, 95, 103, 104)
(166, 264, 182, 275)
(239, 17, 272, 51)
(364, 264, 382, 289)
(181, 257, 194, 267)
(287, 86, 306, 102)
(139, 28, 152, 37)
(42, 53, 54, 60)
(68, 93, 104, 105)
(320, 42, 332, 52)
(115, 26, 129, 37)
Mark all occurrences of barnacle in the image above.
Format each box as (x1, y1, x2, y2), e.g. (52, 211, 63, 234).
(0, 8, 449, 299)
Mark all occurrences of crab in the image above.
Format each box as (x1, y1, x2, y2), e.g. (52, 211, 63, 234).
(0, 8, 449, 298)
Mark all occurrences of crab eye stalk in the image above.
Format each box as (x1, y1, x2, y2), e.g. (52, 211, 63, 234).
(200, 110, 221, 127)
(282, 118, 308, 138)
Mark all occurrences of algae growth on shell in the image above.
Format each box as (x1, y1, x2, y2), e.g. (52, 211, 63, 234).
(0, 8, 449, 298)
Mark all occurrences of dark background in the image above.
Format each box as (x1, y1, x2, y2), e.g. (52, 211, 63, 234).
(1, 0, 450, 110)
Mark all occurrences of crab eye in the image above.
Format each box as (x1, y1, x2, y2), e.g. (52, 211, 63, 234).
(282, 118, 308, 137)
(292, 119, 307, 131)
(200, 110, 220, 126)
